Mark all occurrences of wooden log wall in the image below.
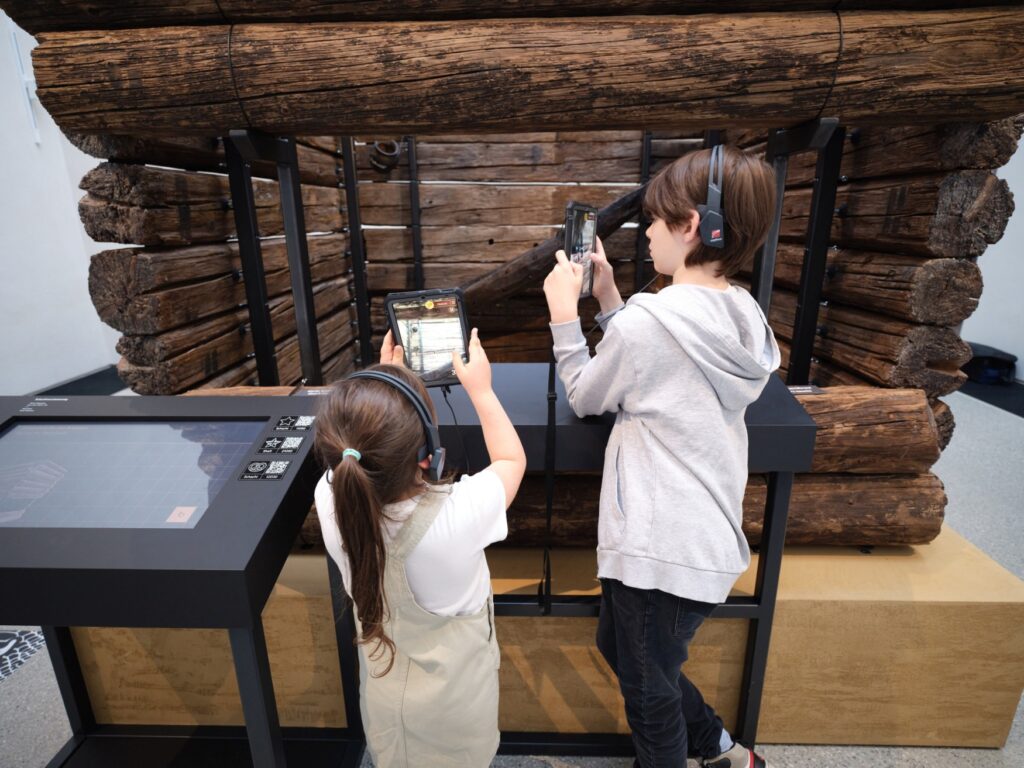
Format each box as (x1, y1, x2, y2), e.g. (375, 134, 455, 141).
(79, 137, 359, 394)
(25, 9, 1024, 134)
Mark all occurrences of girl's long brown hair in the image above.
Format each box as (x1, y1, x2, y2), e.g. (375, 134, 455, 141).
(314, 364, 439, 676)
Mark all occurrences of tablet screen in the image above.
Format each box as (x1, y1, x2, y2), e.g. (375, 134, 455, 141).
(391, 295, 467, 379)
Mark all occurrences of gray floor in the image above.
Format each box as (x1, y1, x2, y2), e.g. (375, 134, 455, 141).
(2, 391, 1022, 767)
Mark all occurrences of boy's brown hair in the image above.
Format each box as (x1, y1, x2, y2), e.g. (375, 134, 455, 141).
(642, 145, 777, 278)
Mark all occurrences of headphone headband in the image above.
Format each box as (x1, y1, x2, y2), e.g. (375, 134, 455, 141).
(345, 370, 446, 482)
(697, 144, 726, 250)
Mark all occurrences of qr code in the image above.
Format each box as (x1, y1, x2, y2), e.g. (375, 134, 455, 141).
(282, 437, 303, 450)
(267, 461, 290, 474)
(296, 416, 315, 427)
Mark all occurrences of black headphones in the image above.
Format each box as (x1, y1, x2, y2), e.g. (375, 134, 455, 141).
(696, 144, 726, 250)
(346, 370, 446, 482)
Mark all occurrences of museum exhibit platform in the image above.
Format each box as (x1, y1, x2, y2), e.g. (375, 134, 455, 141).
(69, 524, 1024, 748)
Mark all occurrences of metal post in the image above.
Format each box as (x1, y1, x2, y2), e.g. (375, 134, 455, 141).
(341, 138, 373, 367)
(41, 626, 95, 735)
(788, 126, 846, 385)
(634, 130, 652, 292)
(327, 558, 365, 739)
(225, 136, 280, 385)
(229, 624, 287, 768)
(750, 146, 789, 314)
(406, 136, 425, 291)
(734, 471, 795, 745)
(275, 136, 323, 384)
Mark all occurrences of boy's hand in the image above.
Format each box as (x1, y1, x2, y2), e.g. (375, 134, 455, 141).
(544, 249, 584, 325)
(453, 328, 492, 398)
(379, 330, 405, 367)
(590, 236, 624, 314)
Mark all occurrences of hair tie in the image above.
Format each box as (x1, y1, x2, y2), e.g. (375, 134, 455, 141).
(342, 448, 362, 462)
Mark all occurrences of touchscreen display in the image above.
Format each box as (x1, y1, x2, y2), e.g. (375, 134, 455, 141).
(566, 205, 597, 297)
(0, 420, 264, 529)
(391, 295, 467, 379)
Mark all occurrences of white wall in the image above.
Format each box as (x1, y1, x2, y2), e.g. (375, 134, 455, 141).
(961, 145, 1024, 381)
(0, 13, 119, 396)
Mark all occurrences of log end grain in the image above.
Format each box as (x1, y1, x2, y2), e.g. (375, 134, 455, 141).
(933, 171, 1014, 258)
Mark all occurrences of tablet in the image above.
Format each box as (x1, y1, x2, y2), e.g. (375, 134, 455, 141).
(384, 288, 470, 388)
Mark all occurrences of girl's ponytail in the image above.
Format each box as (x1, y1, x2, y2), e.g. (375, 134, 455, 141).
(331, 454, 396, 676)
(314, 364, 438, 677)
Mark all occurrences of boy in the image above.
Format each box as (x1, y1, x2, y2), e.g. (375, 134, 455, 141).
(543, 145, 780, 768)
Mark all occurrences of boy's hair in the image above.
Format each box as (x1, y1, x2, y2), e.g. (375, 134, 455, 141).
(642, 145, 777, 278)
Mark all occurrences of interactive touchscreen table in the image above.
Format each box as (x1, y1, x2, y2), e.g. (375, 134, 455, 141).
(0, 396, 333, 768)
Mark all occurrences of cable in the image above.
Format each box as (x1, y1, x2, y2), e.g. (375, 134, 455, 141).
(817, 2, 845, 119)
(441, 385, 472, 474)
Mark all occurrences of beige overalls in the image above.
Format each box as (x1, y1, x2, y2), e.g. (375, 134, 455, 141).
(355, 488, 501, 767)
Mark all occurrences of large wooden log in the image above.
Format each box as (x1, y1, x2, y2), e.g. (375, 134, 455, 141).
(31, 10, 1024, 135)
(929, 398, 955, 452)
(768, 287, 972, 397)
(92, 251, 349, 335)
(9, 1, 1016, 33)
(757, 244, 982, 325)
(462, 186, 644, 308)
(777, 338, 872, 389)
(795, 387, 940, 474)
(67, 133, 341, 187)
(116, 275, 353, 366)
(780, 172, 1014, 258)
(357, 133, 657, 183)
(88, 233, 347, 299)
(499, 472, 945, 548)
(781, 118, 1024, 186)
(358, 182, 630, 227)
(89, 235, 348, 334)
(78, 164, 343, 245)
(119, 305, 355, 394)
(116, 282, 354, 393)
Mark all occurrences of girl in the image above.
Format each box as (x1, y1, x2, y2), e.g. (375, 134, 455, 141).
(314, 328, 526, 767)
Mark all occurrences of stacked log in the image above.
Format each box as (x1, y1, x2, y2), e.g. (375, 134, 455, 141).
(25, 9, 1024, 134)
(78, 138, 358, 393)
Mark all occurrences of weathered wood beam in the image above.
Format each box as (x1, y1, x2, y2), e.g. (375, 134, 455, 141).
(91, 248, 349, 335)
(497, 471, 945, 548)
(88, 233, 347, 298)
(462, 186, 644, 308)
(79, 162, 344, 246)
(116, 283, 354, 392)
(780, 171, 1013, 258)
(8, 1, 1017, 34)
(750, 244, 983, 325)
(120, 305, 355, 394)
(769, 288, 972, 397)
(31, 10, 1024, 135)
(116, 275, 352, 366)
(67, 133, 342, 187)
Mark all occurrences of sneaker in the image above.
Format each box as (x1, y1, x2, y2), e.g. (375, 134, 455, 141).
(703, 741, 768, 768)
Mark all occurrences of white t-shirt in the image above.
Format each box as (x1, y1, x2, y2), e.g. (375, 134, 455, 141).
(314, 469, 508, 617)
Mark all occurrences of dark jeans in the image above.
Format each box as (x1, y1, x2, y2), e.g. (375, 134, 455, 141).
(597, 578, 724, 767)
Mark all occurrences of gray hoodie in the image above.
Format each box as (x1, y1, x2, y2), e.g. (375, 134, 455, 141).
(550, 283, 781, 603)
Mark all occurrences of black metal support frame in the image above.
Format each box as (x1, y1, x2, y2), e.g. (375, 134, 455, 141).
(226, 130, 323, 385)
(340, 137, 373, 366)
(406, 136, 426, 291)
(748, 118, 845, 386)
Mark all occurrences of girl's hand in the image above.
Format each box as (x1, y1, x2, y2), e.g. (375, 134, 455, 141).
(543, 249, 584, 324)
(379, 330, 405, 366)
(453, 328, 492, 398)
(590, 236, 623, 313)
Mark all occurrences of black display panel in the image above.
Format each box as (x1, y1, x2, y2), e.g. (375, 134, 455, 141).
(0, 420, 264, 529)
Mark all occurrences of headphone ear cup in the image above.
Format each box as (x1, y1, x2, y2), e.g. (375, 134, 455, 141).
(428, 447, 446, 483)
(699, 209, 726, 249)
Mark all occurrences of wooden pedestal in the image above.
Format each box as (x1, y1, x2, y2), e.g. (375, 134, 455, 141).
(71, 527, 1024, 747)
